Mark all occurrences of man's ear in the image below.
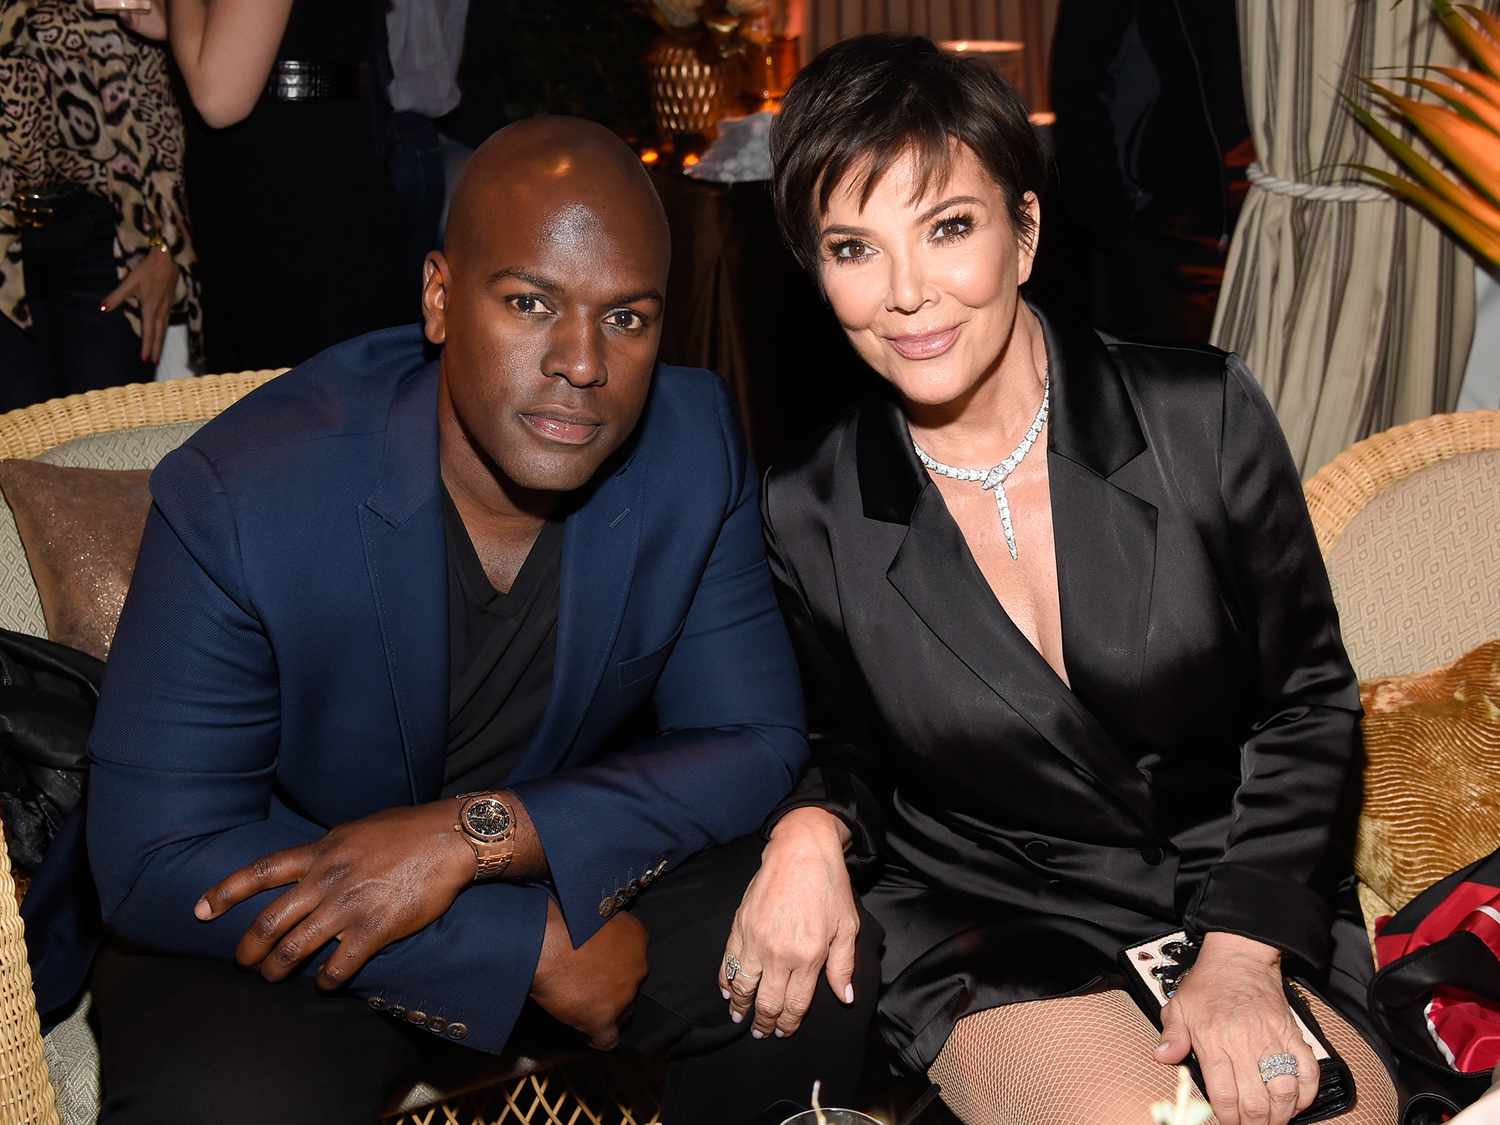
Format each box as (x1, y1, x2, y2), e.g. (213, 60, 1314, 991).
(421, 251, 450, 345)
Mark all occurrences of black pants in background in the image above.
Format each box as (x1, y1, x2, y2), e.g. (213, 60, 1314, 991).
(0, 194, 150, 413)
(90, 835, 882, 1125)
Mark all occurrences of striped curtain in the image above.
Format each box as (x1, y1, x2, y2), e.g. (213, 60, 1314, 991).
(801, 0, 1059, 111)
(1211, 0, 1480, 477)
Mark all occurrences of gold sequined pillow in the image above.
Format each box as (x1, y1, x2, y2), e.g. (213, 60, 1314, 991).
(1356, 640, 1500, 911)
(0, 461, 151, 661)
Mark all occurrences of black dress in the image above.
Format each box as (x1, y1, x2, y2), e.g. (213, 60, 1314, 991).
(764, 304, 1372, 1073)
(183, 1, 410, 373)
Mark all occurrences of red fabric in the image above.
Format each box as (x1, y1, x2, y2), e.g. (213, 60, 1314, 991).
(1377, 881, 1500, 1075)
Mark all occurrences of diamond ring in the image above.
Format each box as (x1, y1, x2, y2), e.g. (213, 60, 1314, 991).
(725, 955, 741, 983)
(1258, 1052, 1299, 1082)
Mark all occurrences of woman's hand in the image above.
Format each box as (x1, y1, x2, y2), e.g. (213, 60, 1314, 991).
(718, 807, 858, 1039)
(1155, 932, 1319, 1125)
(101, 246, 178, 365)
(116, 2, 168, 41)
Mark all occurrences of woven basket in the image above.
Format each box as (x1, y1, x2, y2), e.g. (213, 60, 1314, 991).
(0, 828, 59, 1125)
(0, 372, 285, 461)
(1303, 410, 1500, 555)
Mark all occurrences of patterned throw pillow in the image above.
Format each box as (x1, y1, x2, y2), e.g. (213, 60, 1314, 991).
(1356, 640, 1500, 911)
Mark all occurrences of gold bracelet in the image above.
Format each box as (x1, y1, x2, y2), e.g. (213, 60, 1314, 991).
(146, 230, 170, 255)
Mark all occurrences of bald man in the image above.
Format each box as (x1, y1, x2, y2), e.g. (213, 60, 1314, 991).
(29, 119, 878, 1124)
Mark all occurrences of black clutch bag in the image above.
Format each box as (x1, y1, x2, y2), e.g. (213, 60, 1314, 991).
(1118, 930, 1355, 1123)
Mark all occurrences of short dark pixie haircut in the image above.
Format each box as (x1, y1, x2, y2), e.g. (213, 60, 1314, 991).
(771, 34, 1047, 277)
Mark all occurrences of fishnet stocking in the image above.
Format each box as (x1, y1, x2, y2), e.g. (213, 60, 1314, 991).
(927, 987, 1398, 1125)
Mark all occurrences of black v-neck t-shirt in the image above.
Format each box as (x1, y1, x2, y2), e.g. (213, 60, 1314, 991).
(440, 488, 563, 797)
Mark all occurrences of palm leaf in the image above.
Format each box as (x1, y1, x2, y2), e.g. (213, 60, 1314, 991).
(1348, 95, 1500, 226)
(1404, 76, 1500, 135)
(1352, 1, 1500, 263)
(1355, 165, 1500, 266)
(1367, 85, 1500, 204)
(1432, 64, 1500, 112)
(1434, 2, 1500, 78)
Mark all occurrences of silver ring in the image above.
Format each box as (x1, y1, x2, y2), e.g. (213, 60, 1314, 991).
(725, 955, 741, 983)
(1258, 1052, 1299, 1082)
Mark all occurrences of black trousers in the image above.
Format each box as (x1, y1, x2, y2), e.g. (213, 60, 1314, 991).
(0, 194, 151, 413)
(90, 836, 882, 1125)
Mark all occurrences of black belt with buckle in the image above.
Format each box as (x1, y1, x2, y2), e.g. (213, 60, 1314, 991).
(10, 185, 90, 230)
(266, 58, 358, 102)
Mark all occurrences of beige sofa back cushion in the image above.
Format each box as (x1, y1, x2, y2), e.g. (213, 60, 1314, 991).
(1325, 449, 1500, 680)
(0, 421, 202, 640)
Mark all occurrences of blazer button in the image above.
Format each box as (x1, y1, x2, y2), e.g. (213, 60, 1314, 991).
(446, 1022, 469, 1041)
(429, 1016, 448, 1035)
(1140, 846, 1166, 866)
(598, 897, 615, 918)
(613, 892, 631, 911)
(627, 878, 643, 895)
(406, 1009, 427, 1025)
(389, 1005, 407, 1020)
(367, 997, 387, 1011)
(653, 859, 668, 879)
(1023, 839, 1053, 864)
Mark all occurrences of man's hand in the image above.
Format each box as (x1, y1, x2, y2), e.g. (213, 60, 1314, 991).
(1154, 932, 1319, 1125)
(719, 806, 858, 1040)
(530, 898, 648, 1051)
(195, 801, 476, 988)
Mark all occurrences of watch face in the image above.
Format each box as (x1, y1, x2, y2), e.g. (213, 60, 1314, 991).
(463, 797, 512, 841)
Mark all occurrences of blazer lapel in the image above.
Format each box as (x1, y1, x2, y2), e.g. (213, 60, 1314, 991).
(359, 362, 448, 804)
(510, 444, 646, 780)
(861, 306, 1160, 829)
(1036, 306, 1160, 751)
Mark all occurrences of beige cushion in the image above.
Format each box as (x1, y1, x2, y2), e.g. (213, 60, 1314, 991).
(1355, 640, 1500, 912)
(1324, 450, 1500, 680)
(35, 421, 202, 470)
(0, 422, 200, 643)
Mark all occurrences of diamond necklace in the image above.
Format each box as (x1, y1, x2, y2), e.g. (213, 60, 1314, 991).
(911, 374, 1050, 561)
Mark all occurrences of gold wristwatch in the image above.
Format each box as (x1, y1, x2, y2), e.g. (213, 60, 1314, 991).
(453, 792, 515, 881)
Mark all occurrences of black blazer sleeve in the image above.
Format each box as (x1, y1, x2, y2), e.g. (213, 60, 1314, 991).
(1181, 356, 1363, 971)
(760, 472, 890, 886)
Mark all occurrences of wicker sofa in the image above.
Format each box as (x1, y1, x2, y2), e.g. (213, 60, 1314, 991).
(0, 374, 661, 1125)
(0, 380, 1495, 1124)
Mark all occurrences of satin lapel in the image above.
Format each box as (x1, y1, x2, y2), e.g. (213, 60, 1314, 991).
(1038, 305, 1158, 826)
(510, 452, 645, 781)
(359, 363, 447, 804)
(865, 306, 1161, 829)
(886, 484, 1156, 826)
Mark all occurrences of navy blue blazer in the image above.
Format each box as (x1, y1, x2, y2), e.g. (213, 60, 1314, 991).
(75, 327, 807, 1053)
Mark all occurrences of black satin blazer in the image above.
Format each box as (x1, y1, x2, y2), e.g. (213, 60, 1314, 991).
(764, 306, 1364, 1071)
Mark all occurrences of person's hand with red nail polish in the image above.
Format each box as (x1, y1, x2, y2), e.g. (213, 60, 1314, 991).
(100, 244, 178, 366)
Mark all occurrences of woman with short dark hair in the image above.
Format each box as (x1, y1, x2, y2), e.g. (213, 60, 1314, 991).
(722, 34, 1397, 1125)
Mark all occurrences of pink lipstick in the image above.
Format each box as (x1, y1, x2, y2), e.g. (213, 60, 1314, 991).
(887, 325, 960, 361)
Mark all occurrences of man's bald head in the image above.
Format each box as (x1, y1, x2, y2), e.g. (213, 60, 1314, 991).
(422, 117, 673, 502)
(444, 117, 669, 268)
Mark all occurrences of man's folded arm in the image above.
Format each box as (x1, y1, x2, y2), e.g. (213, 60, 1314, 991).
(88, 447, 547, 1054)
(512, 378, 809, 946)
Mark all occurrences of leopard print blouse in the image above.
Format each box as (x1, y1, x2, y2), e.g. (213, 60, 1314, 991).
(0, 0, 203, 366)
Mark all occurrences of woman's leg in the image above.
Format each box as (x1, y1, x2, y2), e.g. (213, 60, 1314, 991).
(927, 987, 1397, 1125)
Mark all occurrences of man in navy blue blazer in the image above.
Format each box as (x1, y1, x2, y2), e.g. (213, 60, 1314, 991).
(74, 119, 879, 1123)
